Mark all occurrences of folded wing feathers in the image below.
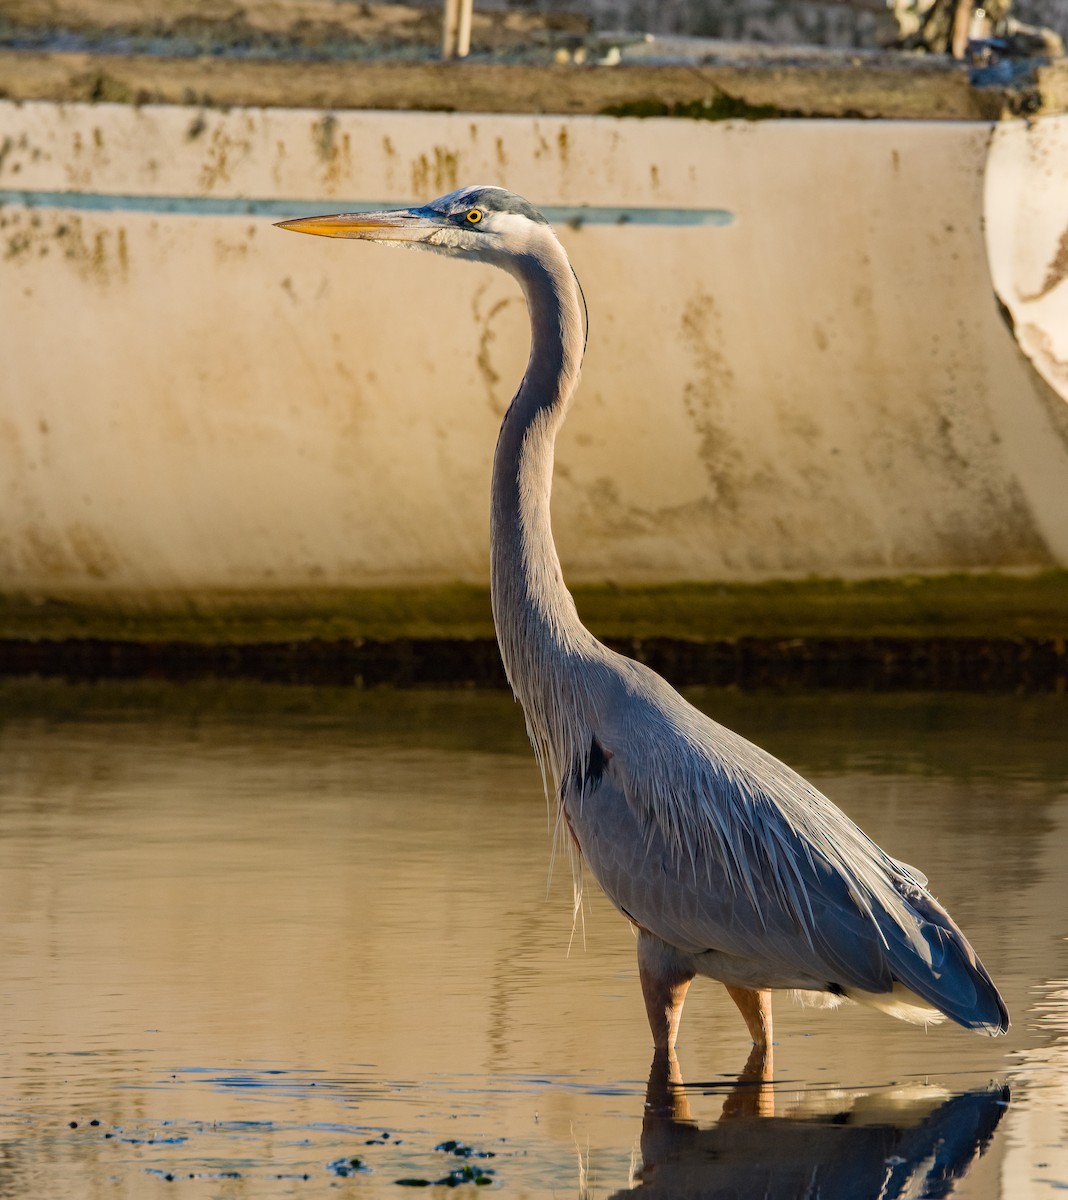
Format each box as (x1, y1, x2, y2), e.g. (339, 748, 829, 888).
(626, 716, 914, 950)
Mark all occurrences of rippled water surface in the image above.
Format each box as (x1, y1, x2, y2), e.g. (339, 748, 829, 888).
(0, 681, 1065, 1198)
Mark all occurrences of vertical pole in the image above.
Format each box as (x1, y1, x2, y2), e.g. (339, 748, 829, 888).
(442, 0, 460, 60)
(950, 0, 974, 57)
(456, 0, 473, 58)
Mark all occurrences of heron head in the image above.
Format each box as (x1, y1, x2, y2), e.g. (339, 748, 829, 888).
(275, 185, 552, 266)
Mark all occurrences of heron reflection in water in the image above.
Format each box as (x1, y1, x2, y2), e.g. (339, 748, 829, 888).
(610, 1049, 1008, 1198)
(278, 187, 1008, 1059)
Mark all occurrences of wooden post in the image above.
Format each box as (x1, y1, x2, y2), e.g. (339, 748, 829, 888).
(443, 0, 472, 59)
(950, 0, 974, 57)
(442, 0, 460, 59)
(456, 0, 473, 58)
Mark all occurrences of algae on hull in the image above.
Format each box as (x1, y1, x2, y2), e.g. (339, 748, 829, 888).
(1, 572, 1066, 644)
(600, 93, 790, 120)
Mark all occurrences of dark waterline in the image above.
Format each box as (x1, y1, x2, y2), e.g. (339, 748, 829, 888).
(2, 633, 1066, 690)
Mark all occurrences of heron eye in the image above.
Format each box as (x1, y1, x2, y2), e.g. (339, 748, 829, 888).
(465, 209, 483, 225)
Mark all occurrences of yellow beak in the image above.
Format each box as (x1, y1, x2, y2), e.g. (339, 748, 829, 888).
(274, 210, 440, 241)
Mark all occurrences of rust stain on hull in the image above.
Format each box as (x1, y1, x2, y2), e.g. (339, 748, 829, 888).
(1018, 219, 1068, 303)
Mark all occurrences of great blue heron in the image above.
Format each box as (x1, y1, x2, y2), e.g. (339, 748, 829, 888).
(277, 186, 1009, 1052)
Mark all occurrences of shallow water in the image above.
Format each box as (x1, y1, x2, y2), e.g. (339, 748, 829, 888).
(0, 681, 1065, 1198)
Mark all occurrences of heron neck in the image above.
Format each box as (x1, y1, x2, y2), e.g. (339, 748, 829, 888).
(490, 240, 594, 708)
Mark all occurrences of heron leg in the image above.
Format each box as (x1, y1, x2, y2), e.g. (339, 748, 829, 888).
(638, 1048, 694, 1178)
(644, 1047, 691, 1122)
(723, 985, 773, 1048)
(720, 1040, 775, 1119)
(637, 931, 695, 1051)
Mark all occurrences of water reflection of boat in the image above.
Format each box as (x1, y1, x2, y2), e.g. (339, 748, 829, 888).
(611, 1049, 1009, 1199)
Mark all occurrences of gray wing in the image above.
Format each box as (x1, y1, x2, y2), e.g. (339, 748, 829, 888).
(564, 741, 902, 994)
(559, 664, 1006, 1031)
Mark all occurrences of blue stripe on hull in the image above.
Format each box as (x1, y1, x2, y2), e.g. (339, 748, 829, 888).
(0, 189, 734, 227)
